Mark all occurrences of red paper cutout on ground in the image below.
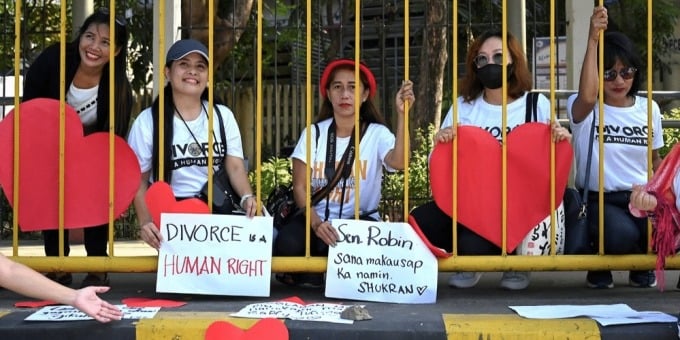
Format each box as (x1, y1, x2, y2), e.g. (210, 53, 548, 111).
(14, 300, 59, 308)
(122, 297, 187, 308)
(145, 181, 210, 227)
(429, 123, 573, 252)
(0, 99, 141, 231)
(205, 318, 288, 340)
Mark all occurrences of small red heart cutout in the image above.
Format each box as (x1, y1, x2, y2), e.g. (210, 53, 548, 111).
(429, 123, 572, 252)
(145, 181, 210, 227)
(0, 98, 141, 231)
(205, 318, 288, 340)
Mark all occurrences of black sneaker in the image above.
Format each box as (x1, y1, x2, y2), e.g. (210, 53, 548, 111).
(629, 270, 656, 288)
(80, 273, 110, 288)
(586, 270, 614, 289)
(45, 272, 73, 286)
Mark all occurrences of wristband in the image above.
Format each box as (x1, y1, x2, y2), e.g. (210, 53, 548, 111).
(240, 194, 254, 209)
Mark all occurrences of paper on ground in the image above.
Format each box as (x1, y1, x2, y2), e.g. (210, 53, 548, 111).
(509, 304, 677, 326)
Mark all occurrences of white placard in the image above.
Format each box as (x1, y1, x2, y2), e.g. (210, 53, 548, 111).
(25, 305, 160, 321)
(325, 219, 438, 304)
(231, 300, 355, 324)
(157, 213, 273, 296)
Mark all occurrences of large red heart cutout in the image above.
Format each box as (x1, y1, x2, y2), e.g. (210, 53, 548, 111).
(429, 123, 573, 252)
(205, 318, 288, 340)
(0, 98, 141, 231)
(145, 181, 210, 227)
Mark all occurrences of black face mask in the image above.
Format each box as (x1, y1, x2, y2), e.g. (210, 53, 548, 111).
(475, 64, 514, 89)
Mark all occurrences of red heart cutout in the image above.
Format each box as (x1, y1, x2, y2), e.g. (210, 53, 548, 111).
(430, 123, 572, 252)
(145, 181, 210, 226)
(205, 318, 288, 340)
(0, 98, 141, 231)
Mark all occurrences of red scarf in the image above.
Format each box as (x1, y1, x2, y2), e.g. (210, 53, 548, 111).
(644, 144, 680, 289)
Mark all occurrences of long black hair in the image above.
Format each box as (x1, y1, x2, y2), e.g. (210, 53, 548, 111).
(150, 81, 212, 184)
(71, 8, 132, 137)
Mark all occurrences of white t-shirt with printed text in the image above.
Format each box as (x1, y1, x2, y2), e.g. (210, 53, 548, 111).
(128, 101, 244, 198)
(566, 95, 664, 192)
(291, 118, 396, 221)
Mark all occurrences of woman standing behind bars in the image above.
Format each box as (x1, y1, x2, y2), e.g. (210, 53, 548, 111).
(22, 9, 133, 288)
(567, 6, 663, 289)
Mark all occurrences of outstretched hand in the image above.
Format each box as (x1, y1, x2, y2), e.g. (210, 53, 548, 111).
(395, 80, 415, 115)
(72, 286, 123, 323)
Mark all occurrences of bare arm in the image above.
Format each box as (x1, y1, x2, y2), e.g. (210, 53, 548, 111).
(224, 156, 256, 217)
(384, 80, 415, 169)
(571, 6, 608, 123)
(0, 255, 122, 323)
(133, 172, 162, 250)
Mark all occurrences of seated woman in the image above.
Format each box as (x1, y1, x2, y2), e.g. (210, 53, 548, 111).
(128, 39, 256, 250)
(273, 59, 415, 287)
(409, 30, 571, 291)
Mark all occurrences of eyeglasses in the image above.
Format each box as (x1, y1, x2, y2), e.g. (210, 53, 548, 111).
(473, 52, 503, 68)
(603, 66, 637, 82)
(97, 8, 126, 26)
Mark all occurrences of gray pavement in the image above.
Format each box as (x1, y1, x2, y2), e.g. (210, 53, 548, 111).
(0, 241, 679, 339)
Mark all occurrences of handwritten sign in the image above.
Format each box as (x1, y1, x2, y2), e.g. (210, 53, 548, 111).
(157, 213, 274, 296)
(325, 219, 438, 304)
(25, 305, 159, 321)
(231, 300, 355, 324)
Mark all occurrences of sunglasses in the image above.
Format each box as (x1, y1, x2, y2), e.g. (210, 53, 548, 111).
(97, 8, 126, 26)
(603, 66, 637, 82)
(473, 52, 504, 68)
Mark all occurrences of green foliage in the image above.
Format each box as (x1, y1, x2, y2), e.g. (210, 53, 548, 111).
(661, 107, 680, 157)
(381, 124, 435, 206)
(249, 157, 293, 199)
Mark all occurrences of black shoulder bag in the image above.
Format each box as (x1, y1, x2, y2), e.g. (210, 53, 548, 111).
(197, 105, 242, 214)
(563, 110, 596, 254)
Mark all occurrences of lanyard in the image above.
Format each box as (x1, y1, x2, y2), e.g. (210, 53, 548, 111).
(323, 120, 358, 221)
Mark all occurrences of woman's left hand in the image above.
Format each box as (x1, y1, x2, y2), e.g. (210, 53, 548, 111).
(395, 80, 415, 115)
(550, 121, 571, 142)
(241, 195, 256, 218)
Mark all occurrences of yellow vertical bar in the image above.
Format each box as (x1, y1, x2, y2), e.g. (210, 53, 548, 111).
(207, 0, 215, 212)
(12, 0, 23, 255)
(158, 1, 166, 182)
(451, 0, 458, 255)
(500, 0, 508, 255)
(256, 0, 263, 214)
(58, 0, 67, 258)
(597, 0, 605, 255)
(354, 0, 361, 219)
(402, 0, 410, 221)
(108, 0, 116, 256)
(304, 0, 312, 257)
(646, 0, 653, 252)
(549, 0, 556, 255)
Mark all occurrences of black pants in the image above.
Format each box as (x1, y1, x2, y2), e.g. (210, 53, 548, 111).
(43, 223, 109, 257)
(409, 201, 501, 255)
(274, 212, 379, 257)
(585, 190, 649, 254)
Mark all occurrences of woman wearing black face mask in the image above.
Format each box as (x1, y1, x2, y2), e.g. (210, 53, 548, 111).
(408, 30, 571, 291)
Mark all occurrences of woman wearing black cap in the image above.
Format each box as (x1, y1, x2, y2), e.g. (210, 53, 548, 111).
(22, 8, 133, 288)
(273, 59, 415, 287)
(128, 39, 256, 250)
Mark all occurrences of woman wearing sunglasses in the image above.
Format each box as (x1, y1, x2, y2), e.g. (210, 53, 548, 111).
(567, 6, 663, 289)
(408, 30, 571, 291)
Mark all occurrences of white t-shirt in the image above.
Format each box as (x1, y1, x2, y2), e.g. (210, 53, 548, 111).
(441, 92, 551, 139)
(566, 95, 664, 192)
(128, 101, 244, 198)
(67, 84, 98, 128)
(291, 118, 396, 221)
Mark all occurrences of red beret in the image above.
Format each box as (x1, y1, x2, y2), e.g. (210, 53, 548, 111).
(319, 59, 377, 99)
